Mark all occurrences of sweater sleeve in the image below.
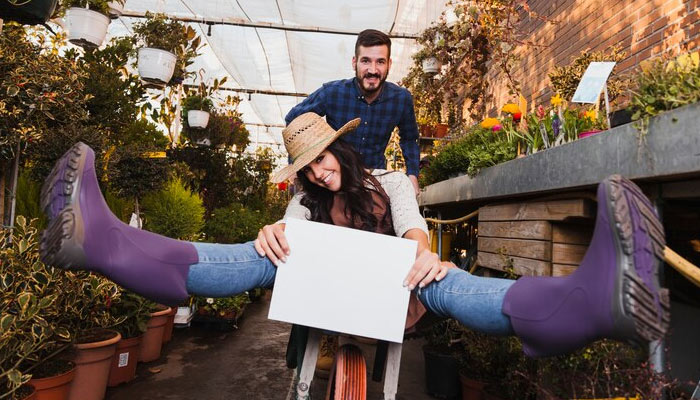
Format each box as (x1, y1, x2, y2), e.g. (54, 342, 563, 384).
(280, 192, 311, 223)
(377, 171, 429, 238)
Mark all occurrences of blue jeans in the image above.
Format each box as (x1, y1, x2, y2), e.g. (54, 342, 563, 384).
(187, 241, 514, 336)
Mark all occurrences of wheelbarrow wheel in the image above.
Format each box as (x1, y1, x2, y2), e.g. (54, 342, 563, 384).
(325, 344, 366, 400)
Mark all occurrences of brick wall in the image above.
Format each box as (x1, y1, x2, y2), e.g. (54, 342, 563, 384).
(485, 0, 700, 113)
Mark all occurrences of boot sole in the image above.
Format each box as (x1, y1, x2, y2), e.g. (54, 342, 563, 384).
(607, 175, 670, 343)
(40, 143, 89, 269)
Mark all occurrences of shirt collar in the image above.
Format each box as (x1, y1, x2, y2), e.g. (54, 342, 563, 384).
(351, 77, 396, 104)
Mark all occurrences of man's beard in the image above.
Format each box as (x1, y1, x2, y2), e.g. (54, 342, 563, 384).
(356, 68, 387, 94)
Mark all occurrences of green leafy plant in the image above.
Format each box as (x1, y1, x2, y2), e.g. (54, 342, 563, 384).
(132, 12, 202, 84)
(628, 52, 700, 135)
(108, 290, 152, 339)
(141, 178, 205, 240)
(60, 0, 125, 16)
(0, 217, 72, 398)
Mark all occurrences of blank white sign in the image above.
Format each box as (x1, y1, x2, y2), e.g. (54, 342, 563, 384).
(268, 218, 417, 343)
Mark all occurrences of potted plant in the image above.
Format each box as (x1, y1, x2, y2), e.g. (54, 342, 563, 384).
(0, 0, 59, 25)
(0, 217, 77, 400)
(138, 303, 171, 363)
(106, 0, 124, 18)
(182, 70, 227, 129)
(421, 319, 463, 399)
(193, 294, 250, 331)
(61, 0, 120, 48)
(106, 290, 151, 387)
(174, 297, 196, 328)
(132, 12, 201, 85)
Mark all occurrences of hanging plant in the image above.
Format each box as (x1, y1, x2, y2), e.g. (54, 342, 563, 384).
(0, 0, 59, 25)
(132, 12, 202, 86)
(60, 0, 124, 47)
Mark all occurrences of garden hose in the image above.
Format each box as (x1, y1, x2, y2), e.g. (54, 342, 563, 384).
(664, 246, 700, 288)
(424, 210, 479, 225)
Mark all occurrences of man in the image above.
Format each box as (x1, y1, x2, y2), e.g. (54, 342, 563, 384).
(285, 29, 421, 194)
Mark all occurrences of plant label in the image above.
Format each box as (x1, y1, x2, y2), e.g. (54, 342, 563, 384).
(268, 219, 416, 343)
(571, 62, 616, 104)
(118, 352, 129, 368)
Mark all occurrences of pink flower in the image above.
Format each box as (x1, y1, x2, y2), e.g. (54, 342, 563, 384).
(536, 105, 545, 119)
(492, 124, 502, 132)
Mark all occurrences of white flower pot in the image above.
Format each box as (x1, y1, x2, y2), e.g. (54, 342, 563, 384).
(174, 305, 195, 327)
(137, 47, 177, 84)
(188, 110, 210, 129)
(422, 57, 440, 74)
(66, 7, 110, 48)
(195, 138, 211, 147)
(107, 1, 124, 18)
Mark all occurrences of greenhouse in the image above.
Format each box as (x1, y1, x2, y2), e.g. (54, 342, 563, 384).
(1, 0, 699, 399)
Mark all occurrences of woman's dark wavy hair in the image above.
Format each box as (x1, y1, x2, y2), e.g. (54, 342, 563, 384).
(296, 139, 383, 232)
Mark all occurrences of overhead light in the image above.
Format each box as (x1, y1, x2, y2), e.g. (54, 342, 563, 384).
(207, 23, 212, 36)
(248, 93, 252, 101)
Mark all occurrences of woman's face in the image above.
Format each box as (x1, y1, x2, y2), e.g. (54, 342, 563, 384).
(301, 150, 342, 192)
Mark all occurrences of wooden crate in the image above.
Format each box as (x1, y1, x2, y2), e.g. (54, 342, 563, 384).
(477, 198, 594, 276)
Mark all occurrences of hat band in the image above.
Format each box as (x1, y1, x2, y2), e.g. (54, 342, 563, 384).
(290, 135, 332, 163)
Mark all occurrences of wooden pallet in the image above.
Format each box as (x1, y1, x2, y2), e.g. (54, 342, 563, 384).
(477, 198, 594, 276)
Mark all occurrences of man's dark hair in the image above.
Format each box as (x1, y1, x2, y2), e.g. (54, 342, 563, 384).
(355, 29, 391, 58)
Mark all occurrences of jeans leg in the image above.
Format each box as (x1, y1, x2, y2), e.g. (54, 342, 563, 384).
(417, 268, 515, 336)
(186, 241, 277, 297)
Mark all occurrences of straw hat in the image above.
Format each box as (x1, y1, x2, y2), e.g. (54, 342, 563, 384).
(270, 112, 360, 183)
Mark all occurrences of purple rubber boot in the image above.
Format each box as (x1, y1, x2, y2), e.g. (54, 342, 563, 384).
(502, 175, 670, 357)
(39, 142, 198, 306)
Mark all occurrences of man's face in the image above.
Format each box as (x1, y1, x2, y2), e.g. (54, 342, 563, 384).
(352, 45, 392, 94)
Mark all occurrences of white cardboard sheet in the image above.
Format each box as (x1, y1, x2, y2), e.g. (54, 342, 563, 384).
(268, 218, 417, 343)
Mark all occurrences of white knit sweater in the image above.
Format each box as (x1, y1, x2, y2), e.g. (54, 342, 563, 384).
(281, 169, 429, 238)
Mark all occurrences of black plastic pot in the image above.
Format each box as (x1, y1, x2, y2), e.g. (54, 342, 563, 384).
(423, 345, 461, 399)
(0, 0, 58, 25)
(609, 108, 632, 128)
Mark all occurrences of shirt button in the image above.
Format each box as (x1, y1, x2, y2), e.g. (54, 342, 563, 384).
(364, 122, 367, 125)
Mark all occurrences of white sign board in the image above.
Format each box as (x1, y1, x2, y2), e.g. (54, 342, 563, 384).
(268, 218, 417, 343)
(571, 61, 616, 104)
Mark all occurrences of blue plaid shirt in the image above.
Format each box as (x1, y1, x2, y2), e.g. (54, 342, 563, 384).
(285, 78, 420, 177)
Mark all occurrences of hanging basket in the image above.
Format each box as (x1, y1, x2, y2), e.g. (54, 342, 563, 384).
(188, 110, 210, 129)
(138, 47, 177, 84)
(107, 1, 124, 18)
(66, 7, 110, 48)
(422, 57, 440, 74)
(0, 0, 58, 25)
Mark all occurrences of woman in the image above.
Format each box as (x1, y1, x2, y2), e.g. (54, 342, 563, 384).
(40, 113, 669, 358)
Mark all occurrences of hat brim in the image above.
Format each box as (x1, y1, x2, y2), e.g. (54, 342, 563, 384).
(270, 117, 361, 184)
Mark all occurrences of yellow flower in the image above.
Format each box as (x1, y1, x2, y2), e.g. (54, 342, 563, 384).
(501, 103, 520, 114)
(480, 117, 500, 129)
(550, 93, 563, 107)
(584, 109, 597, 120)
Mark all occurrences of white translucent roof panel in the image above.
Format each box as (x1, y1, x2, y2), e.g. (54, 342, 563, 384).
(109, 0, 448, 156)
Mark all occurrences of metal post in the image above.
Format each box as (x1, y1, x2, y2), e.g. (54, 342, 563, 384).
(650, 191, 666, 398)
(437, 211, 443, 260)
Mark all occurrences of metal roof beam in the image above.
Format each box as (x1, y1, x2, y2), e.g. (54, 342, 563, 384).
(183, 83, 307, 98)
(119, 11, 419, 39)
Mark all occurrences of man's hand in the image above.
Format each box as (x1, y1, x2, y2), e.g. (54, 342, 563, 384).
(408, 175, 420, 196)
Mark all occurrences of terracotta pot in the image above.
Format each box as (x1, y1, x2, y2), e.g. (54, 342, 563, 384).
(139, 306, 172, 362)
(107, 335, 142, 387)
(28, 362, 76, 400)
(435, 123, 449, 138)
(459, 373, 486, 400)
(69, 330, 121, 400)
(162, 307, 177, 343)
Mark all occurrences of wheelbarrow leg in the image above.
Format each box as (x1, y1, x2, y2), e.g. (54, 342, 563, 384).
(382, 342, 402, 400)
(296, 329, 321, 400)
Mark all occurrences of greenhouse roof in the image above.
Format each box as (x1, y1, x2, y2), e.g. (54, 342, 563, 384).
(106, 0, 447, 153)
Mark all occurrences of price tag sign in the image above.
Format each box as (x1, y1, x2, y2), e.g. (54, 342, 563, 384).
(571, 62, 616, 104)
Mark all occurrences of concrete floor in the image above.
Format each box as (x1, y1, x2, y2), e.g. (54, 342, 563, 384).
(106, 297, 436, 400)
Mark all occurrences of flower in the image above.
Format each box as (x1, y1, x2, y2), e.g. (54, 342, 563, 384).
(501, 103, 521, 114)
(584, 109, 597, 121)
(206, 297, 214, 304)
(552, 115, 561, 137)
(550, 93, 563, 107)
(536, 105, 546, 119)
(512, 112, 522, 122)
(480, 117, 500, 129)
(492, 124, 502, 132)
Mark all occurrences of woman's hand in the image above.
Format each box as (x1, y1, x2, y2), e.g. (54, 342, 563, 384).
(403, 248, 450, 290)
(254, 223, 289, 267)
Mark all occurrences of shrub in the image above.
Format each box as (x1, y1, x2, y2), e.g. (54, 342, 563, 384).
(15, 170, 47, 230)
(108, 290, 152, 339)
(204, 202, 271, 244)
(141, 178, 205, 240)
